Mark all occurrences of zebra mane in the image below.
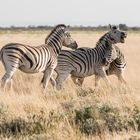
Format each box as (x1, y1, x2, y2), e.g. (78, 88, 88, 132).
(95, 32, 114, 50)
(96, 33, 110, 45)
(98, 32, 109, 42)
(45, 24, 66, 43)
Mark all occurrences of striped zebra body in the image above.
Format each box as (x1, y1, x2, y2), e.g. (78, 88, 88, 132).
(1, 43, 53, 74)
(51, 25, 127, 90)
(71, 45, 126, 86)
(0, 24, 78, 90)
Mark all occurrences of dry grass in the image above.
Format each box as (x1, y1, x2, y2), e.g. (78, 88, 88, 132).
(0, 31, 140, 139)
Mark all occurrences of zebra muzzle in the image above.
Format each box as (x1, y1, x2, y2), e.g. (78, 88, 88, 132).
(69, 41, 78, 50)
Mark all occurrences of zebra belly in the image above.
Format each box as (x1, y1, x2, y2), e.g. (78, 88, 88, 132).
(19, 66, 45, 73)
(71, 69, 95, 78)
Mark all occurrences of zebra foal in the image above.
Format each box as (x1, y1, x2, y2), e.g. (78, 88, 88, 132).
(51, 25, 127, 90)
(0, 24, 78, 90)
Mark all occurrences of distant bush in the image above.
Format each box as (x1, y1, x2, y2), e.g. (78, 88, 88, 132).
(119, 24, 128, 31)
(0, 24, 140, 32)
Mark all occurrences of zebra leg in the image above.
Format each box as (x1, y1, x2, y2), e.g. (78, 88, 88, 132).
(97, 68, 111, 87)
(102, 76, 111, 88)
(77, 78, 84, 86)
(8, 79, 13, 91)
(42, 68, 54, 89)
(71, 76, 84, 86)
(117, 73, 127, 85)
(71, 75, 77, 85)
(41, 72, 56, 89)
(41, 76, 44, 83)
(1, 68, 16, 91)
(55, 72, 70, 90)
(95, 73, 113, 91)
(50, 77, 56, 89)
(95, 74, 101, 88)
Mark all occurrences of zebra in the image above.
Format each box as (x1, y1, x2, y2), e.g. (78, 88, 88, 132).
(106, 45, 126, 83)
(50, 25, 127, 90)
(71, 45, 126, 86)
(0, 24, 78, 90)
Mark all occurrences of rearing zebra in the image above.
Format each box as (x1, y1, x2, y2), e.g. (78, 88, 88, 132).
(50, 25, 127, 90)
(0, 24, 78, 90)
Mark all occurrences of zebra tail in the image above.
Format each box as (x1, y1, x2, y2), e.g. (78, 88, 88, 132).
(0, 46, 4, 61)
(0, 48, 2, 61)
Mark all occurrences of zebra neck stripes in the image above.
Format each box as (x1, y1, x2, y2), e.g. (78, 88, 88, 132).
(96, 33, 113, 49)
(94, 33, 116, 63)
(45, 25, 66, 55)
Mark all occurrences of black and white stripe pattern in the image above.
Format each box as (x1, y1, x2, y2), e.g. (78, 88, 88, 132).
(106, 45, 126, 83)
(0, 24, 78, 90)
(51, 25, 127, 90)
(70, 45, 126, 86)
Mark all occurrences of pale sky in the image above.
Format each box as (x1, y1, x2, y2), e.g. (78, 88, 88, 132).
(0, 0, 140, 27)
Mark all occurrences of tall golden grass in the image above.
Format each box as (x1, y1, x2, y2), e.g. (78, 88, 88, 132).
(0, 31, 139, 140)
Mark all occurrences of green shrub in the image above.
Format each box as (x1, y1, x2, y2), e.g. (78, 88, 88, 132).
(75, 107, 102, 135)
(99, 104, 124, 132)
(0, 110, 63, 137)
(74, 104, 140, 136)
(0, 115, 46, 137)
(132, 106, 140, 131)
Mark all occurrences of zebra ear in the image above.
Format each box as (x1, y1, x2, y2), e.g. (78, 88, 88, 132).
(118, 25, 120, 30)
(109, 24, 118, 30)
(112, 26, 118, 30)
(109, 24, 112, 30)
(66, 25, 70, 31)
(64, 25, 70, 33)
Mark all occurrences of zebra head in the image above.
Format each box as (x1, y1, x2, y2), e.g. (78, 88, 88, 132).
(108, 24, 127, 44)
(45, 24, 78, 50)
(62, 25, 78, 49)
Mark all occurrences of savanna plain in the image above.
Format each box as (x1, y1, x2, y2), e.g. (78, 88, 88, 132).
(0, 30, 140, 140)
